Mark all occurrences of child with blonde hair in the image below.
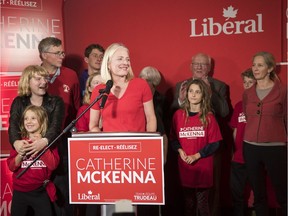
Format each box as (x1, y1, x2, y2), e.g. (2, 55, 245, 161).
(7, 105, 59, 216)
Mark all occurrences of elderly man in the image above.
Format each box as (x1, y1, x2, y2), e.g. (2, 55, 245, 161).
(171, 53, 229, 118)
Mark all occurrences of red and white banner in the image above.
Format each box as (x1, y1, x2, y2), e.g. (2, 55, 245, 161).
(0, 74, 21, 156)
(0, 158, 13, 216)
(1, 0, 64, 72)
(0, 0, 65, 156)
(68, 135, 164, 205)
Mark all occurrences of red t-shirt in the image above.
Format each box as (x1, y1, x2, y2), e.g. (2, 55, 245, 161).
(7, 140, 59, 201)
(230, 101, 246, 164)
(171, 110, 222, 188)
(90, 78, 152, 132)
(75, 104, 90, 132)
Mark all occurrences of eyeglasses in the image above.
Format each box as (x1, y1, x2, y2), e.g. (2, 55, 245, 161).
(44, 51, 65, 57)
(90, 53, 104, 60)
(192, 63, 209, 68)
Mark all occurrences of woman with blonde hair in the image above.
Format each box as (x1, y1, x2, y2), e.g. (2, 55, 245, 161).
(89, 43, 157, 216)
(243, 51, 287, 216)
(9, 65, 64, 158)
(89, 43, 156, 133)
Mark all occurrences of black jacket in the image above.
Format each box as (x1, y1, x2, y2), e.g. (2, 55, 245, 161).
(8, 94, 64, 147)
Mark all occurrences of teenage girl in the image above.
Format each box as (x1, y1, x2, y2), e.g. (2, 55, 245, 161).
(170, 79, 222, 216)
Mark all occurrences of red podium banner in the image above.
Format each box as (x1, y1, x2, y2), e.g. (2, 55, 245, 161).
(68, 133, 164, 205)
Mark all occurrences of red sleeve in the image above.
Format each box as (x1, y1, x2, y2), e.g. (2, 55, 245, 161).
(7, 149, 21, 172)
(40, 147, 60, 171)
(242, 90, 248, 117)
(230, 101, 241, 129)
(207, 113, 222, 143)
(140, 78, 153, 103)
(75, 106, 89, 132)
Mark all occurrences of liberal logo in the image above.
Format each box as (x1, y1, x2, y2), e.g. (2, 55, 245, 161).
(77, 190, 100, 201)
(190, 5, 263, 37)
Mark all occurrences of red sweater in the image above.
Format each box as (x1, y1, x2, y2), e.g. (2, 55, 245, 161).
(75, 104, 90, 132)
(47, 66, 81, 128)
(243, 80, 287, 143)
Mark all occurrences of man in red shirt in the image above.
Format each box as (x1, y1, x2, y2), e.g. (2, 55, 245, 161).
(38, 37, 81, 216)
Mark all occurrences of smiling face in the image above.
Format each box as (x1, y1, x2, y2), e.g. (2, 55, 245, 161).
(23, 110, 41, 135)
(29, 74, 49, 97)
(108, 47, 130, 79)
(252, 56, 273, 81)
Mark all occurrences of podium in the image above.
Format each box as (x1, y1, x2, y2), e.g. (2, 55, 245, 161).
(68, 132, 165, 215)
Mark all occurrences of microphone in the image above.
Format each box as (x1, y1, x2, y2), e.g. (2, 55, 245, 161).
(100, 80, 113, 109)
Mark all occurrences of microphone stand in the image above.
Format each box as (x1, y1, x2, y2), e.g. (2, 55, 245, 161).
(16, 90, 106, 178)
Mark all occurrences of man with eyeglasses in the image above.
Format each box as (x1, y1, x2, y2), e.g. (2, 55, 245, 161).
(38, 36, 81, 216)
(171, 53, 231, 216)
(171, 53, 229, 118)
(79, 44, 105, 97)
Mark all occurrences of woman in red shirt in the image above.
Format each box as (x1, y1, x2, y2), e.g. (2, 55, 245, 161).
(89, 43, 156, 133)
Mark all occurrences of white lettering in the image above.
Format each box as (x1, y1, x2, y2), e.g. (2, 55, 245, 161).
(77, 171, 156, 184)
(190, 14, 263, 37)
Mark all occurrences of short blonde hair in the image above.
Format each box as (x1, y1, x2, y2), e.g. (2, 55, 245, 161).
(139, 66, 161, 87)
(18, 65, 49, 96)
(100, 43, 134, 82)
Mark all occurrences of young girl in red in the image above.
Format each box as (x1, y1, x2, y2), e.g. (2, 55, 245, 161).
(76, 72, 103, 132)
(170, 79, 222, 216)
(7, 105, 59, 216)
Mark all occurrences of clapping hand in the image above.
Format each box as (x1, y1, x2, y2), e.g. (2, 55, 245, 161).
(179, 80, 188, 104)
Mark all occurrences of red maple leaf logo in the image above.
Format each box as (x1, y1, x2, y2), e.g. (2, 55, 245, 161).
(223, 5, 238, 20)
